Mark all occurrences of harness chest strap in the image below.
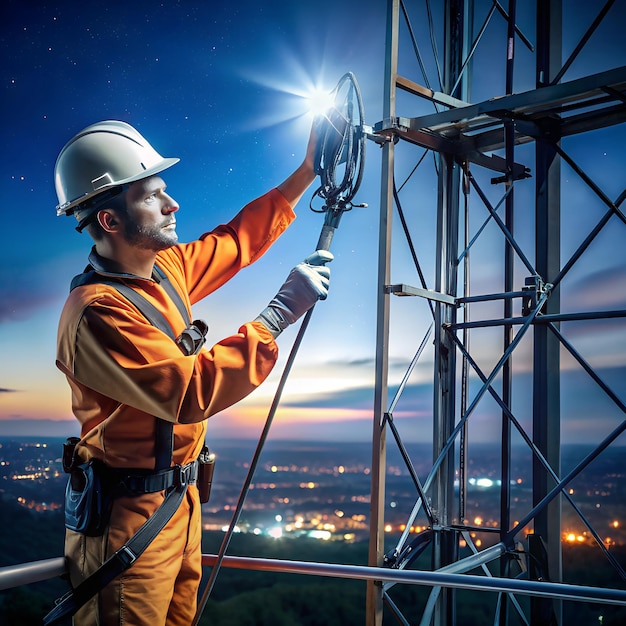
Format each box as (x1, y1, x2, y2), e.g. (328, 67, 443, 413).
(70, 263, 194, 470)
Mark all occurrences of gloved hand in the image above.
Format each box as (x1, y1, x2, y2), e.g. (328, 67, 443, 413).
(255, 250, 333, 338)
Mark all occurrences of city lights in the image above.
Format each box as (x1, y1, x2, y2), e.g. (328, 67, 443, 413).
(2, 438, 626, 549)
(268, 526, 283, 539)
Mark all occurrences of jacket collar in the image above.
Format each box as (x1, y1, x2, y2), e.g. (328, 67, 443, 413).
(86, 247, 157, 283)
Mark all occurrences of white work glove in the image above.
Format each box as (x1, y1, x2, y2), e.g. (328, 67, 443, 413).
(255, 250, 333, 338)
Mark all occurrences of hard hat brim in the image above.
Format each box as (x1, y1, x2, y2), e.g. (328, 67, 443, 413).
(56, 156, 180, 216)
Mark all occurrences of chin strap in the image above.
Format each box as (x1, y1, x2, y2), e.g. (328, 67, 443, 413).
(73, 185, 129, 233)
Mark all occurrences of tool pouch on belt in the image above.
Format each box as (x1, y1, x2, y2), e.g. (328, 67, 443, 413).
(64, 459, 112, 536)
(63, 437, 112, 536)
(197, 445, 216, 504)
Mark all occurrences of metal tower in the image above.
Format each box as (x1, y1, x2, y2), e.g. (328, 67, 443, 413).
(3, 3, 626, 625)
(368, 1, 626, 624)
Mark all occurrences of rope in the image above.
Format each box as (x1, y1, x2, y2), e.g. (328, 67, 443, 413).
(193, 72, 367, 625)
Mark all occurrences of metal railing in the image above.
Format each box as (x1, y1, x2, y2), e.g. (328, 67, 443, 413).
(3, 551, 626, 609)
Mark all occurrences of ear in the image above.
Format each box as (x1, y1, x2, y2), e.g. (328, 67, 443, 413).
(97, 209, 121, 233)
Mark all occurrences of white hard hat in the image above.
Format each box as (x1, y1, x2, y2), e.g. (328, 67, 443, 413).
(54, 120, 179, 217)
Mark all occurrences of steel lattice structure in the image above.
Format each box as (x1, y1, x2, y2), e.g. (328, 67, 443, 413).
(367, 1, 626, 624)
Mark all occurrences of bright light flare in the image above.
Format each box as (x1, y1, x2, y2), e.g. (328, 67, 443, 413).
(306, 87, 336, 117)
(235, 61, 339, 131)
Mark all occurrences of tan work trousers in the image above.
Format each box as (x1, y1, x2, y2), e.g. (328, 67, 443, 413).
(66, 487, 202, 625)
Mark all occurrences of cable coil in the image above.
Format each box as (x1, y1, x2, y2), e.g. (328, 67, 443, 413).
(311, 71, 366, 214)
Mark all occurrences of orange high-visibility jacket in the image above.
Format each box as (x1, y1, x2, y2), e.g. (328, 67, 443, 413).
(56, 188, 295, 469)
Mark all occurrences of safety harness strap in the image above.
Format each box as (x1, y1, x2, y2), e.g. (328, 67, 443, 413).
(43, 462, 195, 625)
(111, 459, 199, 495)
(44, 265, 201, 624)
(70, 264, 192, 470)
(153, 264, 191, 327)
(69, 265, 191, 337)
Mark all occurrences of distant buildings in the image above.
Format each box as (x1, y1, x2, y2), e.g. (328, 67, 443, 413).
(1, 437, 625, 547)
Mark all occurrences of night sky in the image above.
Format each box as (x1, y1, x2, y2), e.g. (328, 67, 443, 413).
(1, 1, 625, 446)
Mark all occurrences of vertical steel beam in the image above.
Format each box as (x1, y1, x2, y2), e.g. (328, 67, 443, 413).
(431, 152, 460, 626)
(430, 2, 469, 624)
(534, 1, 563, 624)
(499, 3, 517, 624)
(367, 1, 398, 624)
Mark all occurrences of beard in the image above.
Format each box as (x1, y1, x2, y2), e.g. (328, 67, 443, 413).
(123, 219, 178, 251)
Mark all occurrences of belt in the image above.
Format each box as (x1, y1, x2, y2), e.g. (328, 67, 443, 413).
(45, 459, 195, 625)
(107, 460, 199, 496)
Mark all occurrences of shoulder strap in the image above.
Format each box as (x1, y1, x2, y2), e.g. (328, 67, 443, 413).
(71, 265, 189, 471)
(152, 265, 191, 327)
(71, 265, 190, 340)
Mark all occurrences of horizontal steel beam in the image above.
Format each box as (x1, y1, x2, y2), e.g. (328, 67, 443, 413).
(4, 552, 626, 608)
(374, 66, 626, 162)
(0, 557, 65, 591)
(389, 66, 626, 133)
(386, 283, 457, 305)
(198, 553, 626, 607)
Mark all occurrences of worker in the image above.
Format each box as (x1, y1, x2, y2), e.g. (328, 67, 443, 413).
(52, 119, 331, 625)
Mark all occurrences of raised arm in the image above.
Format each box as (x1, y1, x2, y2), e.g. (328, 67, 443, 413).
(276, 122, 319, 208)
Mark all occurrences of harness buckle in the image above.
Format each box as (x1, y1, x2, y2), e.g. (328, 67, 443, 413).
(174, 461, 198, 489)
(113, 545, 138, 568)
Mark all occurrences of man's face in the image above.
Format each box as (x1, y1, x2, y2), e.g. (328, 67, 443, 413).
(121, 176, 179, 251)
